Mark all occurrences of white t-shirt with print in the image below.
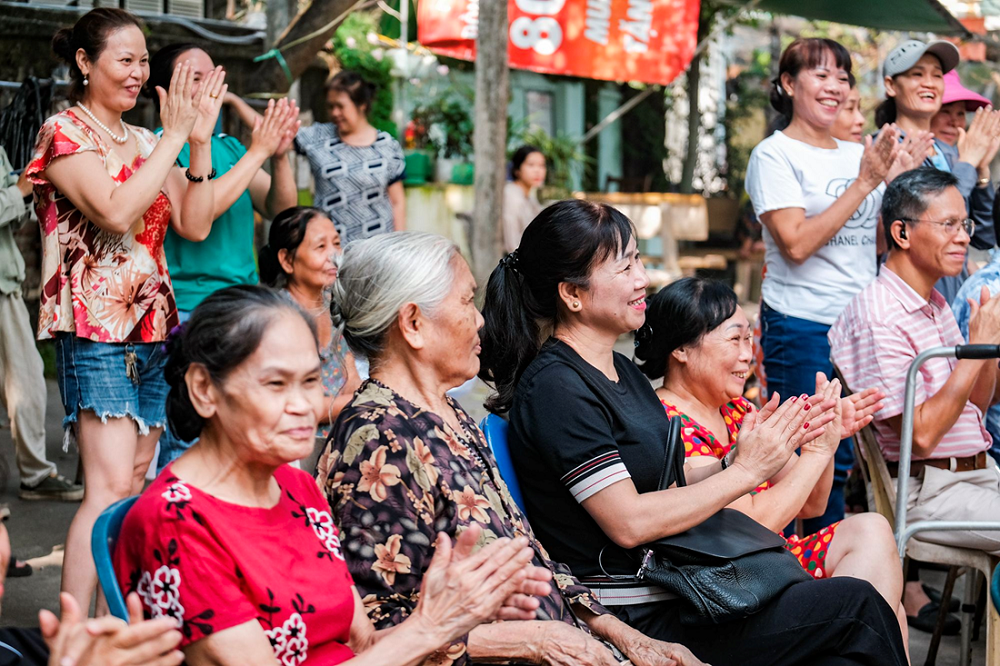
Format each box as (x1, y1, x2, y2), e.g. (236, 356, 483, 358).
(746, 131, 882, 325)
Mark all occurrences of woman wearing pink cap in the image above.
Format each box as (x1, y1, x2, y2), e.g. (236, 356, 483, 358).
(930, 70, 994, 147)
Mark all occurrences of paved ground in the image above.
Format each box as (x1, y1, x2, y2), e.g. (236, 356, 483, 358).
(0, 378, 988, 665)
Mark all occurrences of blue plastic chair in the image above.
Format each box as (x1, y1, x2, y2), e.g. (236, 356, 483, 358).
(992, 563, 1000, 615)
(479, 414, 526, 513)
(91, 496, 139, 621)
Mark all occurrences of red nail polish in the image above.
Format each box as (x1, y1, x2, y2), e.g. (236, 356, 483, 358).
(791, 396, 798, 402)
(803, 422, 810, 429)
(805, 403, 811, 410)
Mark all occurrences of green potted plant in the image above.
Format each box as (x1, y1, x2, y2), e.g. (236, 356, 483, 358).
(414, 95, 474, 184)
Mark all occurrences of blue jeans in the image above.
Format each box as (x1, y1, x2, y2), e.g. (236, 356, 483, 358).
(760, 302, 853, 534)
(55, 333, 169, 435)
(156, 310, 194, 473)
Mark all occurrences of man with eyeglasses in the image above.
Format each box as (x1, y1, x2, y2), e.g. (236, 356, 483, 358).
(830, 167, 1000, 566)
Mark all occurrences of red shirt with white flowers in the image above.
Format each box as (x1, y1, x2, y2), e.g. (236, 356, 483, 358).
(114, 464, 355, 665)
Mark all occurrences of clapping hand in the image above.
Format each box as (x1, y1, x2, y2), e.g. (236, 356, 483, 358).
(40, 592, 183, 666)
(957, 107, 1000, 168)
(966, 285, 1000, 346)
(733, 391, 837, 484)
(858, 125, 902, 189)
(886, 129, 934, 183)
(188, 66, 228, 145)
(800, 377, 844, 457)
(156, 61, 210, 144)
(249, 98, 301, 159)
(813, 372, 884, 440)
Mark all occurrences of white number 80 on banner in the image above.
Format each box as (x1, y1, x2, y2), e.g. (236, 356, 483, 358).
(509, 0, 565, 56)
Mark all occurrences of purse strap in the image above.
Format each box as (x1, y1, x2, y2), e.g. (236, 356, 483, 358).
(658, 416, 687, 490)
(597, 415, 686, 579)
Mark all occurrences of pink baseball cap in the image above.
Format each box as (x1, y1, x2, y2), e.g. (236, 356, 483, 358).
(942, 70, 991, 111)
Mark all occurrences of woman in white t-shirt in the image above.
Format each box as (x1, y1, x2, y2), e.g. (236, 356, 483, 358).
(745, 38, 900, 535)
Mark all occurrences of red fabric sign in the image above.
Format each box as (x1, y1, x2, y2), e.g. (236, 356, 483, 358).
(417, 0, 701, 86)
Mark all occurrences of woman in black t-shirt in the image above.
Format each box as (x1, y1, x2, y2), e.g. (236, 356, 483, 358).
(478, 199, 908, 666)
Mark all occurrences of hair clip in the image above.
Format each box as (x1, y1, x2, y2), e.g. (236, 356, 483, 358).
(634, 323, 653, 347)
(499, 250, 520, 273)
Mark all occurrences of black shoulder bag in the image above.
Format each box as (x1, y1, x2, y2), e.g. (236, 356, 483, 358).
(633, 417, 812, 625)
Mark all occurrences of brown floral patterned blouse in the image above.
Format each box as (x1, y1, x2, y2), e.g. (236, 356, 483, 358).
(317, 379, 608, 666)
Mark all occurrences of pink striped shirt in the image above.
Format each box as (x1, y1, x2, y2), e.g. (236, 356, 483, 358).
(829, 266, 991, 461)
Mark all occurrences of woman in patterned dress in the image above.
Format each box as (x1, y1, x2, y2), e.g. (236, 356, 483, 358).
(317, 231, 704, 666)
(260, 206, 361, 441)
(28, 7, 229, 611)
(294, 71, 405, 244)
(634, 276, 908, 648)
(114, 285, 550, 665)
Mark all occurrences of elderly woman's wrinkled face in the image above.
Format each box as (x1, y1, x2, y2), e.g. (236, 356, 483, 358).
(676, 306, 753, 407)
(423, 256, 484, 388)
(283, 214, 341, 291)
(930, 100, 967, 146)
(576, 235, 650, 337)
(211, 312, 323, 464)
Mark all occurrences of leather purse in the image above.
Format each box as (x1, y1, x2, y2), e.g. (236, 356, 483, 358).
(635, 417, 812, 626)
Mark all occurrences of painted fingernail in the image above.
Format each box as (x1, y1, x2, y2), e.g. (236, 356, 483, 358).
(790, 396, 798, 402)
(803, 423, 810, 429)
(805, 403, 811, 410)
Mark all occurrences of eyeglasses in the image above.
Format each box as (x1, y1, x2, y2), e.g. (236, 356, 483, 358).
(899, 217, 975, 238)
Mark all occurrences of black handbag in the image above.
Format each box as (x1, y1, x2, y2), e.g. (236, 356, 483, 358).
(634, 417, 812, 626)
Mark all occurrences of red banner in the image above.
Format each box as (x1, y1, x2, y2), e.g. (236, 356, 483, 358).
(417, 0, 701, 86)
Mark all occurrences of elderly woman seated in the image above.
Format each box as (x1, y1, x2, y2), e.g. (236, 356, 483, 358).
(113, 285, 546, 665)
(317, 233, 703, 666)
(477, 200, 909, 666)
(635, 276, 907, 647)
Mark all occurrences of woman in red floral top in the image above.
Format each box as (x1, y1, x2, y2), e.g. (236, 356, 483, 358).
(115, 285, 549, 665)
(634, 277, 909, 646)
(28, 7, 227, 610)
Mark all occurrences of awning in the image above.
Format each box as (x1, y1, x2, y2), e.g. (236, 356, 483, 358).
(750, 0, 969, 35)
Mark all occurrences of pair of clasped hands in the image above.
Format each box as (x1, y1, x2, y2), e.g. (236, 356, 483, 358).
(37, 525, 552, 666)
(154, 60, 300, 160)
(729, 373, 885, 484)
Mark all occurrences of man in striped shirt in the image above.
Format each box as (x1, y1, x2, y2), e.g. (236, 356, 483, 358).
(830, 168, 1000, 622)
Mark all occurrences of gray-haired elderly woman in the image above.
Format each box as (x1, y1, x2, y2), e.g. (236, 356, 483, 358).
(316, 232, 703, 666)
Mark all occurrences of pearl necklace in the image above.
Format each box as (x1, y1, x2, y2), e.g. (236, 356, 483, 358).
(77, 103, 129, 144)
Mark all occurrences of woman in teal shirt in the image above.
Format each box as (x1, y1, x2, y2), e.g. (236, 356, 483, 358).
(147, 43, 300, 468)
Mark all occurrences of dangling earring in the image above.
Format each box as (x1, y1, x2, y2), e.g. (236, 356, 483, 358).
(83, 75, 89, 86)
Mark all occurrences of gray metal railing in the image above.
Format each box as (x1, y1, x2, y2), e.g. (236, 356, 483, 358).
(895, 344, 1000, 560)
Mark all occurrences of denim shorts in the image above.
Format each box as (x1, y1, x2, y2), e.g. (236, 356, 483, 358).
(55, 333, 169, 435)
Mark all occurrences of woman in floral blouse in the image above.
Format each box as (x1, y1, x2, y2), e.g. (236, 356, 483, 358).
(318, 232, 703, 666)
(634, 277, 909, 650)
(29, 7, 229, 610)
(115, 285, 548, 665)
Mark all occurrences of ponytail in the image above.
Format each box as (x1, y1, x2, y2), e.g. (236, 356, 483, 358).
(479, 252, 542, 414)
(875, 98, 897, 128)
(478, 199, 635, 414)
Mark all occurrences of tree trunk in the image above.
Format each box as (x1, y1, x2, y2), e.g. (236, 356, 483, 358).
(247, 0, 359, 94)
(471, 0, 509, 295)
(679, 49, 701, 194)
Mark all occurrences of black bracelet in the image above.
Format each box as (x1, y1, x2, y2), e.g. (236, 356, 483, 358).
(184, 168, 217, 183)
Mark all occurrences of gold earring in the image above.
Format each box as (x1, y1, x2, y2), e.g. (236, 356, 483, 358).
(573, 301, 581, 309)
